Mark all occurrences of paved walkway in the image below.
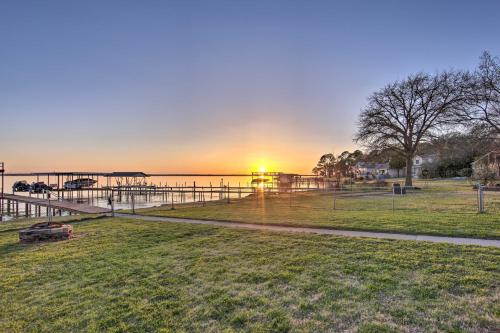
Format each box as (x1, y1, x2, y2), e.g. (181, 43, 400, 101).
(115, 213, 500, 248)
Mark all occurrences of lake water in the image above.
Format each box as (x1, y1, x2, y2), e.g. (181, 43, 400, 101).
(0, 175, 251, 219)
(0, 176, 324, 220)
(1, 174, 321, 220)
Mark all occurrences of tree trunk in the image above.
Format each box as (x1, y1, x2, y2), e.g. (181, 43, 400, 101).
(405, 155, 413, 187)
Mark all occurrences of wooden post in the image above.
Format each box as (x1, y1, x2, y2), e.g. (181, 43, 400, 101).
(0, 162, 3, 221)
(392, 186, 395, 213)
(108, 189, 115, 217)
(478, 185, 485, 213)
(131, 193, 135, 214)
(333, 187, 336, 210)
(171, 187, 174, 210)
(219, 179, 223, 200)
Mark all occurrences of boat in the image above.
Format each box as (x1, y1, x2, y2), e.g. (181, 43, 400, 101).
(30, 182, 53, 193)
(64, 178, 97, 190)
(12, 180, 30, 192)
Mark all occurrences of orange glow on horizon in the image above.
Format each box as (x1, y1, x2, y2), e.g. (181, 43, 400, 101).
(3, 141, 357, 174)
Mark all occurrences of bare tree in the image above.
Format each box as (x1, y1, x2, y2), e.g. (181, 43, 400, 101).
(457, 52, 500, 135)
(355, 72, 467, 186)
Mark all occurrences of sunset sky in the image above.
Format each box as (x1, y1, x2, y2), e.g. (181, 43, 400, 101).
(1, 0, 499, 173)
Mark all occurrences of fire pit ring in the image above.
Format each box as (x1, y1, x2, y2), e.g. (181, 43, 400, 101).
(19, 222, 73, 243)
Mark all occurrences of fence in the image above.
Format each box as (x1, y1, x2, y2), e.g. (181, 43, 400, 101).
(1, 178, 499, 221)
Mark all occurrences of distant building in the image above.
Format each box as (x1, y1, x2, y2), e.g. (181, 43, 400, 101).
(355, 162, 400, 179)
(472, 150, 500, 179)
(355, 154, 436, 179)
(412, 154, 435, 177)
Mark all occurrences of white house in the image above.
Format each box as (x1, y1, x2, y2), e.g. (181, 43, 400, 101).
(412, 154, 435, 177)
(354, 154, 437, 179)
(355, 162, 400, 178)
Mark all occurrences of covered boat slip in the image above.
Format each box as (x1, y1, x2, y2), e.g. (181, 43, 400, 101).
(4, 171, 150, 191)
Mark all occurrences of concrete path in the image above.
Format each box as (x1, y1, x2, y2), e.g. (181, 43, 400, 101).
(115, 213, 500, 248)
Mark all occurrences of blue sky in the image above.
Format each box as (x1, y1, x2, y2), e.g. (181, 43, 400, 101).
(1, 0, 499, 172)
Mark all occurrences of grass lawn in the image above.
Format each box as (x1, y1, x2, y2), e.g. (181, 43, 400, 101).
(1, 217, 498, 332)
(131, 181, 500, 239)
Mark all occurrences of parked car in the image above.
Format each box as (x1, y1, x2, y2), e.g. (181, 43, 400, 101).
(30, 182, 53, 193)
(12, 180, 30, 192)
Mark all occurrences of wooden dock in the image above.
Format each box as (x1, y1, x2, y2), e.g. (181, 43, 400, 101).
(0, 193, 110, 215)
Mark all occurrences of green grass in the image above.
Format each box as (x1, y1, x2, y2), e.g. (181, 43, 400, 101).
(0, 217, 498, 332)
(131, 181, 500, 239)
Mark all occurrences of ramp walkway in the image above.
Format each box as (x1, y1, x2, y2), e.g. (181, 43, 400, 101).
(0, 193, 110, 214)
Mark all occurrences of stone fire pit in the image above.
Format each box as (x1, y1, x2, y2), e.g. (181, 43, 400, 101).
(19, 222, 73, 243)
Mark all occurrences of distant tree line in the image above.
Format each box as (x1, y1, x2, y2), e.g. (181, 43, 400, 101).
(415, 126, 495, 178)
(313, 125, 494, 180)
(354, 51, 499, 186)
(312, 150, 363, 179)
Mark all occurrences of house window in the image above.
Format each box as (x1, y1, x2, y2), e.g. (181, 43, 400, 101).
(415, 159, 420, 165)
